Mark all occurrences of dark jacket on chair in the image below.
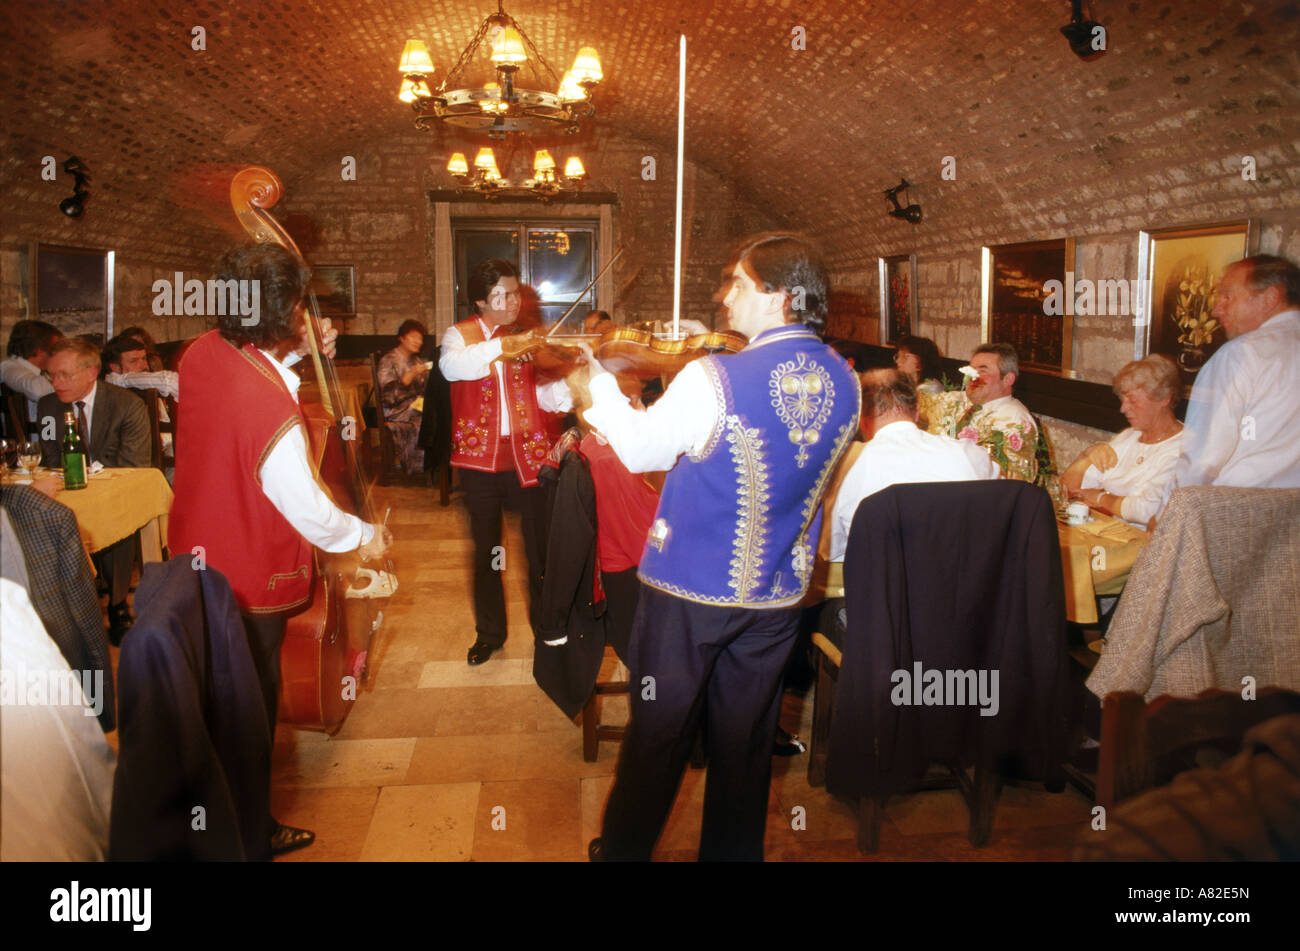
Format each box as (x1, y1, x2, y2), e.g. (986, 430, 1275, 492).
(827, 480, 1071, 801)
(0, 484, 115, 732)
(416, 346, 453, 474)
(37, 380, 151, 469)
(534, 447, 609, 719)
(109, 557, 272, 861)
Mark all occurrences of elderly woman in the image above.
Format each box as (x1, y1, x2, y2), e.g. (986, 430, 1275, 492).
(377, 319, 431, 474)
(1061, 353, 1183, 526)
(893, 334, 946, 395)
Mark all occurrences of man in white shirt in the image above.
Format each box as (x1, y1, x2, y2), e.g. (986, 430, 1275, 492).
(103, 332, 180, 399)
(830, 369, 997, 561)
(1162, 254, 1300, 513)
(0, 319, 62, 430)
(929, 343, 1039, 483)
(439, 258, 572, 666)
(170, 242, 392, 856)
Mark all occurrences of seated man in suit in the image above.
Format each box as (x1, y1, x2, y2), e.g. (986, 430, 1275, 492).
(38, 336, 151, 643)
(829, 368, 996, 562)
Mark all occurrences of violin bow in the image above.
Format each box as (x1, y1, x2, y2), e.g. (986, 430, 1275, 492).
(544, 245, 626, 337)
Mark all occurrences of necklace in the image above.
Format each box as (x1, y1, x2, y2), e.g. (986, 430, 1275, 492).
(1136, 421, 1182, 464)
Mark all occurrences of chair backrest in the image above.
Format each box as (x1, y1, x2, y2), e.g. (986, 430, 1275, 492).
(1, 382, 30, 441)
(138, 388, 165, 471)
(367, 350, 385, 427)
(1097, 687, 1300, 810)
(828, 479, 1071, 799)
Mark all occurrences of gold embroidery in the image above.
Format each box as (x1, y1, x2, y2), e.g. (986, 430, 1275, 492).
(725, 414, 770, 602)
(770, 353, 835, 468)
(692, 358, 729, 461)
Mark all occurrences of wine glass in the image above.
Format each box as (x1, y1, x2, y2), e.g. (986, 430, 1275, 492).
(17, 440, 41, 480)
(0, 438, 11, 476)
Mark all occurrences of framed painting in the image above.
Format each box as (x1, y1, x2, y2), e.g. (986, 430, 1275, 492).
(308, 265, 356, 317)
(878, 254, 918, 345)
(980, 238, 1076, 375)
(33, 244, 114, 343)
(1135, 220, 1254, 386)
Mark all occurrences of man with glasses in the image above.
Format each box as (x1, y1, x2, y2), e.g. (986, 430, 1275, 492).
(440, 258, 573, 666)
(37, 336, 151, 643)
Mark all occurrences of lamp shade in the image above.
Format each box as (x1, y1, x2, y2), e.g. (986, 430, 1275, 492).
(399, 39, 435, 75)
(564, 156, 585, 179)
(570, 47, 603, 83)
(447, 152, 469, 176)
(474, 147, 497, 171)
(557, 70, 587, 102)
(490, 26, 527, 64)
(533, 149, 556, 172)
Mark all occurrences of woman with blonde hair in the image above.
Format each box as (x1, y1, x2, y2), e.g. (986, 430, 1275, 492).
(1061, 353, 1183, 526)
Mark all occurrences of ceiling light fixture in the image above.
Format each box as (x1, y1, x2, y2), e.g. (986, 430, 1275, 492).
(398, 1, 602, 138)
(445, 146, 587, 201)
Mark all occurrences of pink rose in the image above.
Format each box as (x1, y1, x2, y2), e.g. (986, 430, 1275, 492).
(958, 426, 978, 441)
(1007, 431, 1023, 452)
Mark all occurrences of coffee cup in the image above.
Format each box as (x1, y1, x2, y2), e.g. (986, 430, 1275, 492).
(1066, 501, 1090, 525)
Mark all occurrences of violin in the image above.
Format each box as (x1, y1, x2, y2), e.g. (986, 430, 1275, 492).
(231, 165, 396, 734)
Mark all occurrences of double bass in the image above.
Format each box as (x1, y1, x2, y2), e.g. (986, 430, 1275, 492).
(231, 165, 396, 734)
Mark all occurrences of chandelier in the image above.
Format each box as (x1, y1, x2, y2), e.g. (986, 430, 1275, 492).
(398, 2, 603, 138)
(447, 146, 586, 201)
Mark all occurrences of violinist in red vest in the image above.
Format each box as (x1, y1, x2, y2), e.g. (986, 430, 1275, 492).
(439, 258, 573, 666)
(170, 243, 393, 855)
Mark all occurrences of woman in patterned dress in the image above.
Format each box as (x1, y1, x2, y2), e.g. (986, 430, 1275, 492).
(377, 319, 430, 474)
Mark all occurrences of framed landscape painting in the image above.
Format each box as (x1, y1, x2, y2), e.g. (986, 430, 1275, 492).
(1135, 220, 1253, 388)
(308, 265, 356, 317)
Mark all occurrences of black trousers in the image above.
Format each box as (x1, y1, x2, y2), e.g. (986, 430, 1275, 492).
(600, 584, 802, 861)
(93, 531, 139, 605)
(459, 466, 548, 647)
(241, 612, 289, 740)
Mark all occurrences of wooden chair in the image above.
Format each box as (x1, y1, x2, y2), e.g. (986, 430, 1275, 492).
(367, 352, 402, 486)
(581, 644, 628, 762)
(1097, 687, 1300, 811)
(140, 388, 176, 473)
(2, 383, 30, 441)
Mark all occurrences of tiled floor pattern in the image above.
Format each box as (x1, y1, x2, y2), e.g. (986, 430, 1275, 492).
(263, 485, 1095, 862)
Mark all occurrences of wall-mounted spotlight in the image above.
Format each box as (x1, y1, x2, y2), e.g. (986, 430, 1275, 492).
(1060, 0, 1106, 61)
(59, 156, 90, 218)
(884, 178, 922, 224)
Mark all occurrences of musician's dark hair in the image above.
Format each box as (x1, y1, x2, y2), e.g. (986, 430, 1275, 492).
(118, 325, 159, 354)
(102, 332, 147, 373)
(211, 243, 309, 348)
(397, 319, 427, 340)
(467, 258, 518, 313)
(895, 334, 944, 384)
(734, 233, 830, 333)
(6, 319, 63, 359)
(861, 368, 919, 418)
(1237, 254, 1300, 308)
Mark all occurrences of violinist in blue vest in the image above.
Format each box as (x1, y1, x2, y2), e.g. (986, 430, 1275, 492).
(581, 233, 860, 861)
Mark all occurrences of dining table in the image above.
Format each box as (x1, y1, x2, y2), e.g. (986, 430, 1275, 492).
(1056, 509, 1150, 625)
(7, 466, 174, 563)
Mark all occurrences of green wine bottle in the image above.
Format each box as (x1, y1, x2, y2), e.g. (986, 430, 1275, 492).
(62, 410, 87, 490)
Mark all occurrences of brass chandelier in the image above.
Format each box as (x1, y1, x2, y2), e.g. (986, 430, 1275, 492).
(446, 146, 586, 201)
(398, 1, 603, 138)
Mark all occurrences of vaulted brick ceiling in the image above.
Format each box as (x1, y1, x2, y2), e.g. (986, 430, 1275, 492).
(3, 0, 1297, 266)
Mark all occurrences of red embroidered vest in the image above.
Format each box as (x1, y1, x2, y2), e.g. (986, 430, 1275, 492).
(449, 318, 559, 487)
(169, 331, 314, 614)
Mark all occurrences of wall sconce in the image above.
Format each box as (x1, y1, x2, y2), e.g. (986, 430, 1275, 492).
(59, 156, 90, 218)
(1060, 0, 1106, 61)
(884, 178, 922, 224)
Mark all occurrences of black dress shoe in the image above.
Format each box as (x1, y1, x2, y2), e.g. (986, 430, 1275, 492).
(107, 601, 133, 647)
(467, 641, 499, 666)
(588, 837, 604, 862)
(270, 821, 315, 856)
(773, 727, 806, 757)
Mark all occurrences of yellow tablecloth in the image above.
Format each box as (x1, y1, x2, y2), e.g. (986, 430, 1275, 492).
(45, 467, 173, 557)
(299, 380, 369, 434)
(1058, 513, 1149, 624)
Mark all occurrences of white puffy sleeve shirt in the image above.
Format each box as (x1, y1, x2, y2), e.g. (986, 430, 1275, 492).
(581, 360, 718, 473)
(438, 322, 573, 434)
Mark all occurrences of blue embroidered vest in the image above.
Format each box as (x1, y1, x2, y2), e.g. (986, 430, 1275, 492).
(638, 325, 860, 608)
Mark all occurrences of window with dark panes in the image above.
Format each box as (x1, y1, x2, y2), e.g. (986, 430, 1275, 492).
(452, 221, 596, 327)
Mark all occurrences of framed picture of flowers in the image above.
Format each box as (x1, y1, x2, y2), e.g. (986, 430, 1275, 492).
(878, 254, 918, 345)
(1135, 220, 1254, 388)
